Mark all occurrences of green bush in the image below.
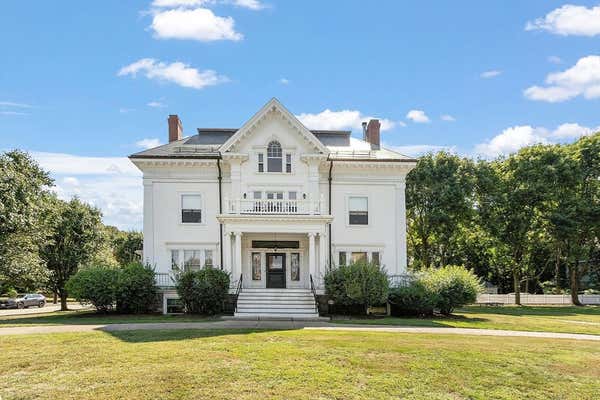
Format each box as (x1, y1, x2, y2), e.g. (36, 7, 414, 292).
(421, 265, 482, 315)
(388, 280, 437, 316)
(175, 268, 230, 315)
(115, 262, 158, 314)
(7, 288, 18, 299)
(66, 266, 118, 312)
(324, 261, 389, 314)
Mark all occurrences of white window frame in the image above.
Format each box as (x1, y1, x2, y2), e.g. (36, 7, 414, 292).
(179, 192, 205, 225)
(345, 194, 370, 227)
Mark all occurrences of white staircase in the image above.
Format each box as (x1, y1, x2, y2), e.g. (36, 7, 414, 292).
(234, 288, 319, 319)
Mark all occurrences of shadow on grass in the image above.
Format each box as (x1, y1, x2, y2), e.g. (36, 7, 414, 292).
(103, 328, 292, 343)
(459, 305, 600, 318)
(333, 315, 490, 328)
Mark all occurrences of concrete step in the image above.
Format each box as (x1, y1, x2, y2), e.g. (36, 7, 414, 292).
(238, 296, 314, 302)
(238, 303, 316, 310)
(233, 312, 321, 319)
(236, 307, 317, 314)
(241, 288, 312, 293)
(238, 299, 315, 305)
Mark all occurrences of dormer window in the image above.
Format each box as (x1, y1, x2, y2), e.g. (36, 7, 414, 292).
(267, 141, 282, 172)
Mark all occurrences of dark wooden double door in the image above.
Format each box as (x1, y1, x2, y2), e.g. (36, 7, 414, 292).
(266, 253, 286, 288)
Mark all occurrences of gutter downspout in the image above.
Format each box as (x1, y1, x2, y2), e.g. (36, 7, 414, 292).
(328, 160, 333, 269)
(217, 158, 223, 270)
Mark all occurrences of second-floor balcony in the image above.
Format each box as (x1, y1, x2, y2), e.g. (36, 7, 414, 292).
(225, 197, 325, 215)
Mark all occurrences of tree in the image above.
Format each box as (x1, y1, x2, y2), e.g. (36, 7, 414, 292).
(112, 230, 143, 266)
(406, 152, 476, 270)
(0, 150, 54, 291)
(43, 198, 104, 310)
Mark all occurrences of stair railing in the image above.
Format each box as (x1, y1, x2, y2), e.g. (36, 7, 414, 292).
(309, 274, 319, 314)
(234, 274, 243, 313)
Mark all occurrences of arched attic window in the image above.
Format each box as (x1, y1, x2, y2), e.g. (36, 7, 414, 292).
(267, 140, 283, 172)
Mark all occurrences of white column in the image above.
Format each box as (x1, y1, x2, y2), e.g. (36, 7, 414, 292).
(318, 232, 327, 286)
(142, 179, 154, 266)
(223, 231, 231, 273)
(397, 177, 407, 274)
(234, 231, 243, 284)
(308, 232, 316, 284)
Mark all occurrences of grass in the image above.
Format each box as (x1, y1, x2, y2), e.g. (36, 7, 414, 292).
(0, 329, 599, 399)
(0, 309, 219, 327)
(334, 305, 600, 335)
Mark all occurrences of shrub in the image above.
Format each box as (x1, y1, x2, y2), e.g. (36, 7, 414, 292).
(66, 266, 118, 312)
(115, 262, 158, 314)
(324, 261, 389, 314)
(422, 265, 482, 315)
(7, 288, 18, 299)
(175, 268, 230, 315)
(388, 280, 437, 316)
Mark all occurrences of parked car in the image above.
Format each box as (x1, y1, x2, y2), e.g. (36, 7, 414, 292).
(15, 294, 46, 309)
(0, 298, 17, 309)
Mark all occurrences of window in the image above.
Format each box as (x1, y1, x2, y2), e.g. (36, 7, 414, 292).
(184, 250, 202, 271)
(338, 252, 347, 266)
(267, 141, 282, 172)
(181, 194, 202, 223)
(372, 252, 380, 266)
(267, 192, 283, 200)
(291, 253, 300, 281)
(351, 252, 367, 263)
(171, 250, 181, 270)
(258, 153, 264, 172)
(253, 191, 262, 199)
(285, 154, 292, 173)
(348, 196, 368, 225)
(288, 191, 297, 200)
(252, 252, 261, 280)
(166, 298, 184, 314)
(204, 250, 213, 268)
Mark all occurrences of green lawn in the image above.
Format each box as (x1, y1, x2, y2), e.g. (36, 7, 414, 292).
(0, 309, 219, 327)
(0, 329, 598, 400)
(335, 305, 600, 335)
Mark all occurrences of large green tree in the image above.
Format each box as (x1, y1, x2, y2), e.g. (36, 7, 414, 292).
(0, 150, 54, 291)
(43, 197, 104, 310)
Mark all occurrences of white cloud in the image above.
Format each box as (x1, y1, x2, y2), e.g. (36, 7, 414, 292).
(524, 55, 600, 102)
(481, 70, 502, 79)
(147, 101, 166, 108)
(295, 109, 397, 132)
(548, 55, 563, 64)
(230, 0, 265, 10)
(152, 0, 211, 7)
(118, 58, 228, 90)
(278, 78, 290, 85)
(406, 109, 430, 123)
(474, 123, 599, 158)
(526, 4, 600, 36)
(0, 101, 32, 108)
(150, 7, 243, 42)
(0, 111, 28, 116)
(441, 114, 456, 122)
(384, 143, 457, 157)
(119, 107, 135, 114)
(135, 138, 162, 149)
(31, 151, 143, 230)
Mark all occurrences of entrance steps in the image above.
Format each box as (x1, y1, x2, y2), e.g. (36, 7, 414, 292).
(234, 288, 320, 319)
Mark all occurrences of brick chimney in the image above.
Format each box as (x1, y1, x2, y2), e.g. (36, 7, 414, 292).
(168, 115, 183, 143)
(366, 119, 380, 150)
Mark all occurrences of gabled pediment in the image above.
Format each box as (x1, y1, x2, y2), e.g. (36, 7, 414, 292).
(220, 98, 329, 155)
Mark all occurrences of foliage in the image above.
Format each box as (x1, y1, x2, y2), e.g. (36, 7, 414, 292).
(115, 262, 157, 314)
(324, 261, 389, 313)
(388, 280, 437, 316)
(175, 269, 230, 315)
(111, 230, 143, 266)
(42, 197, 104, 310)
(421, 265, 482, 315)
(7, 288, 18, 299)
(0, 150, 53, 291)
(65, 266, 118, 312)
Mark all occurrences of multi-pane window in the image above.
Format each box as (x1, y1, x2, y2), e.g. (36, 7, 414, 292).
(184, 250, 202, 271)
(171, 250, 181, 270)
(181, 194, 202, 223)
(252, 252, 261, 280)
(285, 154, 292, 173)
(166, 298, 184, 314)
(291, 253, 300, 281)
(372, 252, 380, 266)
(267, 192, 283, 200)
(253, 191, 262, 199)
(338, 252, 347, 266)
(267, 141, 283, 172)
(351, 252, 367, 264)
(204, 250, 213, 268)
(258, 153, 264, 172)
(348, 196, 368, 225)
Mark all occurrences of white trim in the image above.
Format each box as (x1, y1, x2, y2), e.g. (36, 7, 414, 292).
(178, 192, 205, 226)
(345, 193, 370, 227)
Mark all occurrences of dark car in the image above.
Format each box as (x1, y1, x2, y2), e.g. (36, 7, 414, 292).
(0, 298, 17, 309)
(14, 294, 46, 309)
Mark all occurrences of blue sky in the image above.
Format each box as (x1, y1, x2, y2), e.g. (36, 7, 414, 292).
(2, 1, 600, 229)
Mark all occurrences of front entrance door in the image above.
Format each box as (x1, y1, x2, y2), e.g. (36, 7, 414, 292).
(266, 253, 286, 288)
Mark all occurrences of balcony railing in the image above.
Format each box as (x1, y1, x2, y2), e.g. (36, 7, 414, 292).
(155, 273, 176, 287)
(225, 197, 325, 215)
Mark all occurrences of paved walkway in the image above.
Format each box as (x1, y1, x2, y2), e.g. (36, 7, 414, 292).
(0, 303, 89, 316)
(1, 320, 600, 341)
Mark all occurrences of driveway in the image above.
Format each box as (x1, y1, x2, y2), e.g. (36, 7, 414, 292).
(0, 302, 90, 316)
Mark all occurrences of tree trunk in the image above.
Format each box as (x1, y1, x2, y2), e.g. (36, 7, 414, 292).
(569, 262, 582, 306)
(53, 291, 57, 304)
(513, 270, 521, 305)
(554, 248, 561, 288)
(60, 291, 68, 311)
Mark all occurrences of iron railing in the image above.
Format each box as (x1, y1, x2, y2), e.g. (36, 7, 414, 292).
(234, 274, 243, 313)
(310, 274, 319, 314)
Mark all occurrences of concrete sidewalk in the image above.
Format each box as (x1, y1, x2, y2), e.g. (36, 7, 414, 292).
(1, 319, 600, 341)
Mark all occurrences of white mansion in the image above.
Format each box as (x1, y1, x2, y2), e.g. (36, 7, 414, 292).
(130, 99, 416, 316)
